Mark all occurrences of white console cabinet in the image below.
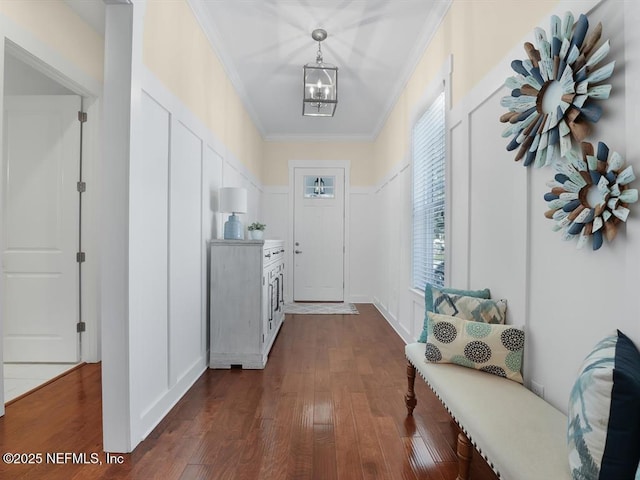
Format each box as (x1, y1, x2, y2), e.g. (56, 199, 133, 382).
(209, 239, 285, 369)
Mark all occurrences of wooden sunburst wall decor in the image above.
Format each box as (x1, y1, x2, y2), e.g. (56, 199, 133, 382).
(500, 12, 615, 168)
(543, 142, 637, 250)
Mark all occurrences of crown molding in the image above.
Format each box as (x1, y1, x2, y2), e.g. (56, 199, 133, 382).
(369, 0, 452, 140)
(264, 133, 375, 143)
(186, 0, 267, 137)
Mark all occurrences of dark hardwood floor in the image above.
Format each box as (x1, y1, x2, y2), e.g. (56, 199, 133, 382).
(0, 304, 498, 479)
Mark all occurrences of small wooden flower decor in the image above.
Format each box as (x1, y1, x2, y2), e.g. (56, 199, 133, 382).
(500, 12, 615, 167)
(544, 142, 638, 250)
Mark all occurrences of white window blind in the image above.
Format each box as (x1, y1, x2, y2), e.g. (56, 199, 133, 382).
(412, 91, 445, 291)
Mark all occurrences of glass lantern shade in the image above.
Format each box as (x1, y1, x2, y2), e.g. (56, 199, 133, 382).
(302, 62, 338, 117)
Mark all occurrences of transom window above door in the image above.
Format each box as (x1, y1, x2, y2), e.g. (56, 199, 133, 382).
(303, 175, 335, 199)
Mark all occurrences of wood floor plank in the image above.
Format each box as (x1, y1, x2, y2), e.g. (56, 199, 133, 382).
(0, 304, 499, 480)
(313, 390, 334, 426)
(312, 424, 338, 480)
(402, 436, 447, 480)
(350, 391, 392, 479)
(256, 393, 297, 480)
(286, 373, 315, 480)
(233, 418, 274, 480)
(332, 389, 365, 480)
(374, 416, 418, 480)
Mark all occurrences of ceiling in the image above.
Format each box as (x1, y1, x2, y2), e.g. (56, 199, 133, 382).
(65, 0, 452, 141)
(190, 0, 451, 141)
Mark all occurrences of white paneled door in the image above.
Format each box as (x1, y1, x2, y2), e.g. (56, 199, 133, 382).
(2, 95, 81, 362)
(293, 167, 345, 301)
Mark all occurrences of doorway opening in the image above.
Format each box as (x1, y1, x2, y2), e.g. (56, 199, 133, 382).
(1, 48, 85, 403)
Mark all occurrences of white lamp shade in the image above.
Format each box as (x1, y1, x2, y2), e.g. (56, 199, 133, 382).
(218, 187, 247, 214)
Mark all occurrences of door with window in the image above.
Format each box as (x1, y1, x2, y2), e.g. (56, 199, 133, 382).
(2, 95, 81, 362)
(293, 167, 345, 301)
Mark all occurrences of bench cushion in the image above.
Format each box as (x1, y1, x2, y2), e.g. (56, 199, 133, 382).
(406, 342, 571, 480)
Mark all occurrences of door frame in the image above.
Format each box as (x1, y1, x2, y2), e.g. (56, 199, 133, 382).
(0, 32, 102, 414)
(288, 160, 351, 303)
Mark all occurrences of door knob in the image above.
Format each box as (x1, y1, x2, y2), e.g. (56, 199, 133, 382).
(295, 250, 302, 254)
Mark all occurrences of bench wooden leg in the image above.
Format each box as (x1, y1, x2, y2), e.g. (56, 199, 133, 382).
(456, 431, 472, 480)
(405, 361, 417, 415)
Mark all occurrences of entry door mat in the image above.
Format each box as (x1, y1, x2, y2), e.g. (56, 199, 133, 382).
(283, 302, 359, 315)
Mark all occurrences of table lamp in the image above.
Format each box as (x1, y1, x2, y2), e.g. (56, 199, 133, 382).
(219, 187, 247, 240)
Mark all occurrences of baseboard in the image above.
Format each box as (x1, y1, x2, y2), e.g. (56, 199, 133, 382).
(373, 299, 414, 345)
(349, 294, 373, 303)
(136, 357, 207, 446)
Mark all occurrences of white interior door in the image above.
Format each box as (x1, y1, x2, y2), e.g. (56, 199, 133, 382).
(2, 95, 81, 362)
(293, 167, 345, 301)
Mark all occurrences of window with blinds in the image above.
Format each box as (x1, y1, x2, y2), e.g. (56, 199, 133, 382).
(412, 91, 445, 291)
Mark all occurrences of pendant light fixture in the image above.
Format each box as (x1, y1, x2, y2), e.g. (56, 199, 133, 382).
(302, 28, 338, 117)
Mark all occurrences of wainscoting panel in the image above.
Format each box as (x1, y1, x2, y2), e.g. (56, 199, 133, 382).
(131, 91, 170, 424)
(169, 120, 205, 387)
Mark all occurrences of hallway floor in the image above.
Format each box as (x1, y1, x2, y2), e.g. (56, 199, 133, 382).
(0, 305, 497, 479)
(3, 363, 79, 403)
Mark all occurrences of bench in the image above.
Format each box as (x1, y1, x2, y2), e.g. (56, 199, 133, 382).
(404, 342, 571, 480)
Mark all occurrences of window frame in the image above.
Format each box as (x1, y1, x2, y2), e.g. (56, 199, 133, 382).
(409, 57, 451, 297)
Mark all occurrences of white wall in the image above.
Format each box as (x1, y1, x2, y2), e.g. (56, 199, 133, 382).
(262, 180, 375, 305)
(101, 0, 265, 451)
(349, 188, 376, 303)
(371, 0, 640, 414)
(116, 65, 265, 450)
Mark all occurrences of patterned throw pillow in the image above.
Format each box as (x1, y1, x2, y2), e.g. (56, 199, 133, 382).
(433, 289, 507, 324)
(567, 330, 640, 480)
(418, 283, 491, 342)
(424, 312, 524, 384)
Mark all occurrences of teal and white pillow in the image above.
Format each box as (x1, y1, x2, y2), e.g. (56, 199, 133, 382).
(567, 330, 640, 479)
(418, 283, 491, 343)
(424, 312, 524, 384)
(433, 289, 507, 325)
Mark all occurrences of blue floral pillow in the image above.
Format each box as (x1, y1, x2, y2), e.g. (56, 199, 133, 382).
(567, 330, 640, 479)
(418, 283, 490, 342)
(425, 312, 524, 384)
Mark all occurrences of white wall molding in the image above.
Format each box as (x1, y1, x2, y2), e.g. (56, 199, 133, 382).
(265, 133, 377, 143)
(374, 159, 410, 194)
(263, 186, 289, 195)
(350, 186, 375, 195)
(101, 0, 141, 452)
(140, 67, 262, 193)
(0, 20, 102, 97)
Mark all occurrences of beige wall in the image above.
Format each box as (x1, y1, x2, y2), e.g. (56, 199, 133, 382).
(0, 0, 104, 82)
(143, 0, 561, 187)
(143, 0, 263, 179)
(373, 0, 561, 184)
(263, 141, 376, 187)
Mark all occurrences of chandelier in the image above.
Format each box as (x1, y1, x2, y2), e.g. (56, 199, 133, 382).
(302, 29, 338, 117)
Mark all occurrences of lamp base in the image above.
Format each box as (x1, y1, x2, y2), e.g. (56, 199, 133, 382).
(223, 213, 244, 240)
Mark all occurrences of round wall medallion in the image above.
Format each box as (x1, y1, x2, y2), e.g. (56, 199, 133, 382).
(500, 12, 615, 167)
(544, 142, 637, 250)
